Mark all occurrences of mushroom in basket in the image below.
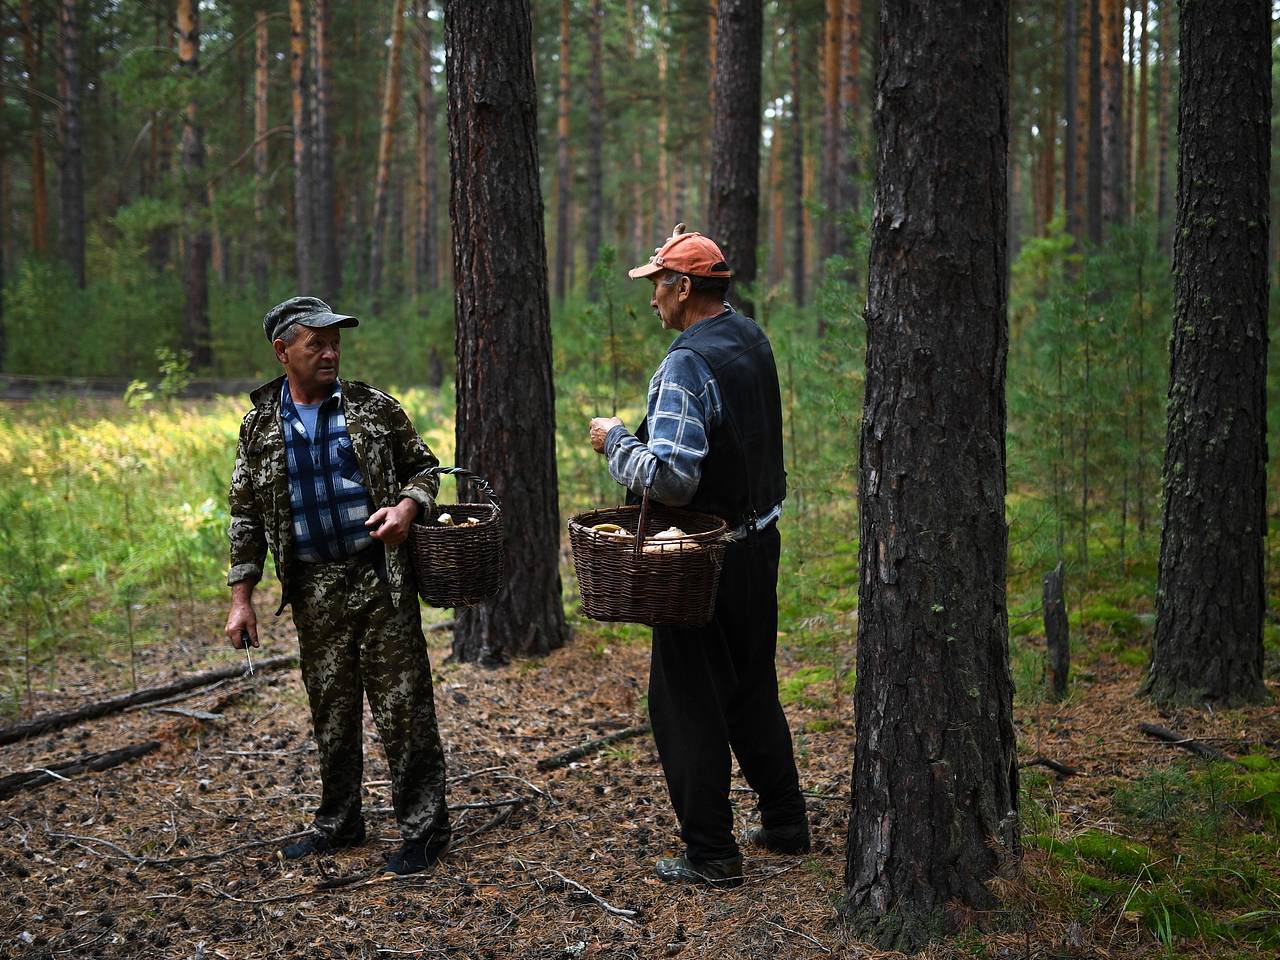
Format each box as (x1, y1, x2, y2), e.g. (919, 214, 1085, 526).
(590, 522, 634, 541)
(642, 526, 700, 554)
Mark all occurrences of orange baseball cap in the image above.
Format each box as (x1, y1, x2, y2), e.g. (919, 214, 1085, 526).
(628, 224, 733, 280)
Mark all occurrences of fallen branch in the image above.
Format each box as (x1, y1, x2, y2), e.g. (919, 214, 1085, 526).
(466, 800, 521, 839)
(1138, 722, 1232, 762)
(46, 827, 312, 867)
(512, 857, 637, 922)
(1020, 755, 1080, 778)
(0, 655, 297, 745)
(0, 741, 161, 800)
(152, 706, 223, 721)
(535, 723, 651, 771)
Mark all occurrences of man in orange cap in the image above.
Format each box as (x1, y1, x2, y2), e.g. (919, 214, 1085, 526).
(589, 225, 808, 888)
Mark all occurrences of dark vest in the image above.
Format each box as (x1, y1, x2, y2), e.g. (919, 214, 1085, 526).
(638, 308, 787, 528)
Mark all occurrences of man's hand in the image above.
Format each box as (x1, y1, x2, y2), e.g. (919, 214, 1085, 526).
(366, 497, 420, 546)
(589, 416, 624, 455)
(225, 581, 259, 649)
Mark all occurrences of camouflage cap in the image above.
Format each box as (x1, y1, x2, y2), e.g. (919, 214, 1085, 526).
(264, 296, 359, 343)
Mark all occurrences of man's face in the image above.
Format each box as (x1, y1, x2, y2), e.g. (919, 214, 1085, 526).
(275, 325, 341, 390)
(649, 273, 686, 331)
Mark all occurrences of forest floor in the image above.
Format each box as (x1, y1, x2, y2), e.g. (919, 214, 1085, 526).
(1, 592, 1278, 960)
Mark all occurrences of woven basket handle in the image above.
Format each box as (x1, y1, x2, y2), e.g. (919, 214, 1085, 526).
(632, 485, 652, 561)
(431, 465, 500, 508)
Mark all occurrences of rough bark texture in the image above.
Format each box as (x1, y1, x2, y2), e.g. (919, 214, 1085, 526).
(842, 1, 1018, 951)
(1043, 562, 1069, 701)
(20, 0, 49, 258)
(369, 0, 408, 303)
(444, 0, 568, 665)
(177, 0, 211, 368)
(414, 0, 437, 294)
(57, 0, 84, 288)
(790, 10, 805, 306)
(1145, 0, 1270, 709)
(313, 0, 339, 303)
(254, 9, 270, 296)
(289, 0, 313, 293)
(553, 0, 571, 301)
(708, 0, 762, 317)
(585, 0, 604, 301)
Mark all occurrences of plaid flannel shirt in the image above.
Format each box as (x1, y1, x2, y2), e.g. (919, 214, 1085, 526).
(604, 343, 783, 536)
(280, 379, 375, 562)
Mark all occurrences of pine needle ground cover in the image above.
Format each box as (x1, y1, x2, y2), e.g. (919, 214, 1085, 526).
(1, 390, 1278, 958)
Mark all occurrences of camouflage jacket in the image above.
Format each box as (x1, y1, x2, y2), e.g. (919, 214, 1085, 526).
(228, 376, 439, 613)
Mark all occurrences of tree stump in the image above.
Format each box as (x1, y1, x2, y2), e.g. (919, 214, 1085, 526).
(1043, 561, 1069, 701)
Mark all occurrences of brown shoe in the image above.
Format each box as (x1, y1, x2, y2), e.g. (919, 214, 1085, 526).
(742, 821, 810, 855)
(654, 854, 744, 888)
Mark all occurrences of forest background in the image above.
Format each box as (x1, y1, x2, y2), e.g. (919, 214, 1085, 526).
(0, 0, 1279, 956)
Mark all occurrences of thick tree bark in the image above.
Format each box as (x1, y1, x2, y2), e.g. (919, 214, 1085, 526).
(1100, 0, 1124, 228)
(553, 0, 571, 301)
(289, 0, 313, 293)
(790, 9, 805, 306)
(708, 0, 762, 318)
(414, 0, 437, 294)
(313, 0, 338, 302)
(839, 0, 861, 273)
(444, 0, 567, 665)
(254, 9, 270, 296)
(841, 1, 1017, 951)
(585, 0, 604, 301)
(1043, 562, 1070, 701)
(177, 0, 210, 368)
(56, 0, 85, 288)
(368, 0, 408, 303)
(1145, 0, 1270, 708)
(19, 0, 49, 258)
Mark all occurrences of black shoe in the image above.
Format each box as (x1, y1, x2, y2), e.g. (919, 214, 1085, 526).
(654, 854, 744, 889)
(743, 821, 811, 855)
(280, 826, 366, 861)
(383, 836, 450, 876)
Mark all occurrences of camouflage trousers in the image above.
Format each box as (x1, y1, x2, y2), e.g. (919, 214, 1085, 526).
(292, 550, 449, 844)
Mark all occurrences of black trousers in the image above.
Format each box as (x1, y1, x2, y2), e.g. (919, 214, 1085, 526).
(648, 524, 806, 862)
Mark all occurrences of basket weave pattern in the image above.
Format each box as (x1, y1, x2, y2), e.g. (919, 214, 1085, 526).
(408, 468, 504, 608)
(568, 498, 727, 626)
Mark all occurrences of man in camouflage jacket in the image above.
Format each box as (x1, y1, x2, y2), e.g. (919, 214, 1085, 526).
(224, 296, 450, 875)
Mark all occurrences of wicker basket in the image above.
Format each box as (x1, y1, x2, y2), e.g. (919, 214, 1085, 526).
(408, 466, 504, 608)
(568, 487, 728, 626)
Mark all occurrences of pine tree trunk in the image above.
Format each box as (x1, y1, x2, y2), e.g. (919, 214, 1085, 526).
(254, 9, 270, 296)
(626, 0, 644, 263)
(553, 0, 571, 301)
(820, 0, 842, 267)
(1064, 0, 1079, 239)
(790, 9, 805, 307)
(1040, 1, 1058, 236)
(839, 0, 861, 274)
(842, 1, 1017, 950)
(414, 0, 437, 294)
(1155, 0, 1172, 249)
(289, 0, 313, 292)
(1145, 0, 1270, 708)
(56, 0, 85, 288)
(444, 0, 568, 665)
(177, 0, 210, 368)
(1124, 1, 1136, 220)
(1074, 0, 1090, 237)
(20, 0, 49, 258)
(585, 0, 604, 301)
(1100, 0, 1123, 228)
(656, 0, 671, 232)
(1136, 1, 1149, 214)
(367, 0, 407, 304)
(768, 117, 784, 285)
(708, 0, 763, 318)
(1087, 0, 1102, 244)
(150, 15, 175, 271)
(314, 0, 338, 302)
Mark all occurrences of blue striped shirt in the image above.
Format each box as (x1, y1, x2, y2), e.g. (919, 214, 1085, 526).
(280, 379, 375, 562)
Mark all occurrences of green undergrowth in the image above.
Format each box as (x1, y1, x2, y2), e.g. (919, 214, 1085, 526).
(1022, 756, 1280, 955)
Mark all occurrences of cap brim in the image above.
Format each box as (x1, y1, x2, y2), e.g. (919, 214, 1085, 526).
(627, 261, 665, 280)
(301, 312, 360, 329)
